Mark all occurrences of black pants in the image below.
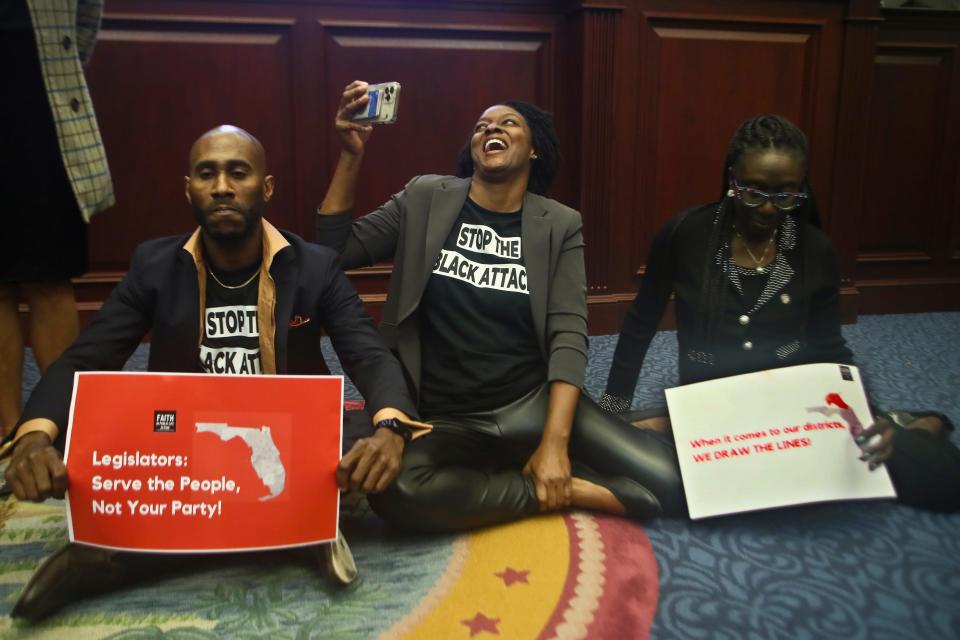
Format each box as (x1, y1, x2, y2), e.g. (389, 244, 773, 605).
(886, 428, 960, 512)
(368, 384, 686, 532)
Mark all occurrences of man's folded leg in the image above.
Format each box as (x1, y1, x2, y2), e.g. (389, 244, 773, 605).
(12, 543, 131, 623)
(13, 531, 359, 623)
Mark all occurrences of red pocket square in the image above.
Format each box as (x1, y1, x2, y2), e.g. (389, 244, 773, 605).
(289, 315, 311, 328)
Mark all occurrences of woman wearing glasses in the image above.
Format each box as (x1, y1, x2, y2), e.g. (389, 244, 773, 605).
(603, 115, 844, 396)
(601, 115, 959, 512)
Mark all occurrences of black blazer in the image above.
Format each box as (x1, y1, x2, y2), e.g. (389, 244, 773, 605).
(316, 175, 589, 402)
(15, 224, 417, 450)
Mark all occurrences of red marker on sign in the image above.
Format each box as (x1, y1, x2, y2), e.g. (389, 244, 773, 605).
(825, 392, 851, 410)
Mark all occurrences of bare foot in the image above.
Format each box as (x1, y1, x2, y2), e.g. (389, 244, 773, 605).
(631, 415, 672, 435)
(570, 477, 625, 515)
(906, 415, 946, 436)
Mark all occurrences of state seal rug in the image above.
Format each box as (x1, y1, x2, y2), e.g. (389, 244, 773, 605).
(0, 498, 659, 639)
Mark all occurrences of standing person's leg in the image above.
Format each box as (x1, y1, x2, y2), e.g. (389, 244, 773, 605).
(0, 4, 84, 435)
(568, 395, 687, 517)
(22, 281, 79, 372)
(0, 284, 24, 435)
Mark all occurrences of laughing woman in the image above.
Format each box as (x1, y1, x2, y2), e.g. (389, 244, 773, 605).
(316, 81, 685, 531)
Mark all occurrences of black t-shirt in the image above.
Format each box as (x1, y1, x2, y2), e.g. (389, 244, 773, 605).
(200, 264, 262, 375)
(419, 198, 546, 416)
(736, 267, 769, 309)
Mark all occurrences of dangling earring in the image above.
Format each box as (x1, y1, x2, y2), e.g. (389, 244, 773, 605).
(726, 188, 735, 198)
(531, 153, 539, 160)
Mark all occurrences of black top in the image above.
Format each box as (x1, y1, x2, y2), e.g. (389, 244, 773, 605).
(419, 198, 546, 416)
(11, 227, 419, 450)
(605, 202, 853, 399)
(201, 265, 262, 374)
(314, 175, 590, 396)
(737, 268, 769, 307)
(0, 0, 32, 30)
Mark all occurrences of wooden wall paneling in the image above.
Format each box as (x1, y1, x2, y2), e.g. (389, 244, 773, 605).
(590, 0, 844, 332)
(824, 1, 882, 322)
(638, 12, 837, 233)
(954, 119, 960, 268)
(563, 4, 633, 334)
(42, 0, 959, 332)
(859, 44, 955, 275)
(853, 8, 960, 312)
(550, 10, 580, 219)
(951, 25, 960, 275)
(582, 0, 649, 335)
(610, 3, 846, 335)
(81, 12, 299, 297)
(574, 5, 622, 294)
(954, 50, 960, 272)
(314, 18, 558, 304)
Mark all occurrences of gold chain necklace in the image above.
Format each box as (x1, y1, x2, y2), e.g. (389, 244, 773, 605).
(735, 231, 775, 274)
(207, 266, 259, 290)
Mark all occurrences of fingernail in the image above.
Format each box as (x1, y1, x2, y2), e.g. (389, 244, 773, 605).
(859, 453, 870, 461)
(869, 462, 877, 471)
(855, 435, 866, 444)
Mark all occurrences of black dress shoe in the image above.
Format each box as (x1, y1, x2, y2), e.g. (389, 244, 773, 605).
(572, 462, 663, 520)
(11, 543, 127, 622)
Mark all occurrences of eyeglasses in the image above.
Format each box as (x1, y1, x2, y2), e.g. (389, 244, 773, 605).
(731, 178, 808, 211)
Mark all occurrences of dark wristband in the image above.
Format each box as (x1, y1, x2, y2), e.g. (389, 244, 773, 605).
(375, 418, 412, 442)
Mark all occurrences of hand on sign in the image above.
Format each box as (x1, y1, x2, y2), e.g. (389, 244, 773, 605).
(856, 415, 895, 470)
(5, 432, 67, 501)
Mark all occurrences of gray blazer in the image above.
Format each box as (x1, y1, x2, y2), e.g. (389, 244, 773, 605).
(316, 175, 588, 402)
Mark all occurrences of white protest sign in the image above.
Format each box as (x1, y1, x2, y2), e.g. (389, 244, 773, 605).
(666, 363, 896, 519)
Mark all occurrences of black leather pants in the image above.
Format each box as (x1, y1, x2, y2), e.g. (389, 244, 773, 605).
(619, 407, 960, 513)
(887, 426, 960, 512)
(368, 384, 686, 532)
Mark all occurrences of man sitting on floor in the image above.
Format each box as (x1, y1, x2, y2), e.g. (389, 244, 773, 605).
(2, 125, 423, 622)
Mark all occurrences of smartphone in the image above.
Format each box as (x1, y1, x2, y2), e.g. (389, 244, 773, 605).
(352, 82, 401, 125)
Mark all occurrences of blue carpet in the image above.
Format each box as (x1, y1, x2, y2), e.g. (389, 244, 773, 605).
(15, 312, 960, 639)
(580, 312, 960, 640)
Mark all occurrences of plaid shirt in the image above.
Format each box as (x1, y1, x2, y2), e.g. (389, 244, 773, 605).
(25, 0, 114, 221)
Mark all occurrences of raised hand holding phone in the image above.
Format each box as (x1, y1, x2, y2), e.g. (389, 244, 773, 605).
(334, 80, 374, 157)
(351, 82, 401, 125)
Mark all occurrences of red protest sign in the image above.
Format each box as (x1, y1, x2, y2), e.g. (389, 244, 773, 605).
(64, 372, 342, 552)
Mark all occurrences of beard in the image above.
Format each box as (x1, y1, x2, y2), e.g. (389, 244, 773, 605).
(191, 198, 263, 243)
